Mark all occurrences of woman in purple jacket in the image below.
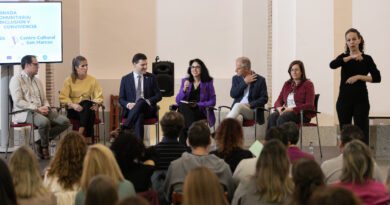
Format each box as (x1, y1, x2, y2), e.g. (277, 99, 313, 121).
(176, 59, 216, 144)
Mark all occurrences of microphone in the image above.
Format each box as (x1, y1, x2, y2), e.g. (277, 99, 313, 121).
(183, 74, 190, 92)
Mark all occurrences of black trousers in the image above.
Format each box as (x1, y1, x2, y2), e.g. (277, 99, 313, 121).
(267, 110, 310, 132)
(178, 102, 206, 144)
(336, 97, 370, 145)
(67, 101, 95, 137)
(123, 99, 156, 139)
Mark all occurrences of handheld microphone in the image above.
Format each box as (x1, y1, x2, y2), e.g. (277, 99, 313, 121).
(183, 74, 190, 92)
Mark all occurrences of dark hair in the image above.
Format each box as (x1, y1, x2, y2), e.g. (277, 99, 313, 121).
(71, 55, 87, 83)
(187, 58, 213, 83)
(110, 131, 146, 173)
(21, 55, 36, 69)
(288, 60, 308, 83)
(279, 122, 299, 145)
(345, 28, 365, 54)
(160, 111, 184, 139)
(288, 158, 325, 205)
(308, 186, 362, 205)
(132, 53, 147, 64)
(340, 124, 364, 146)
(215, 118, 244, 158)
(188, 121, 210, 148)
(265, 127, 288, 146)
(85, 175, 118, 205)
(0, 159, 17, 205)
(117, 195, 150, 205)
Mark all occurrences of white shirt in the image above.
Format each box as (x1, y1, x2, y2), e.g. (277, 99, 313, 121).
(133, 72, 144, 98)
(286, 92, 296, 108)
(240, 77, 250, 104)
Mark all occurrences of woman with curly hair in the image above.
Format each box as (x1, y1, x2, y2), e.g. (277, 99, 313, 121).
(210, 118, 253, 172)
(183, 166, 228, 205)
(75, 144, 135, 205)
(286, 158, 325, 205)
(232, 139, 293, 205)
(43, 132, 87, 205)
(110, 130, 155, 192)
(9, 146, 56, 205)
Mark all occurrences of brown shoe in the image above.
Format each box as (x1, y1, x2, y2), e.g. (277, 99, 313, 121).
(42, 148, 50, 160)
(34, 142, 44, 159)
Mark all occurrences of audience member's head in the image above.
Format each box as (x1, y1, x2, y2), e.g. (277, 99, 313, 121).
(340, 139, 373, 184)
(111, 131, 147, 171)
(340, 124, 364, 149)
(183, 167, 228, 205)
(80, 144, 125, 191)
(117, 195, 150, 205)
(188, 121, 211, 148)
(160, 111, 185, 139)
(9, 146, 49, 198)
(288, 158, 325, 205)
(214, 118, 244, 157)
(85, 175, 118, 205)
(47, 132, 87, 190)
(255, 139, 292, 203)
(0, 159, 17, 205)
(265, 127, 288, 145)
(308, 186, 362, 205)
(280, 122, 299, 145)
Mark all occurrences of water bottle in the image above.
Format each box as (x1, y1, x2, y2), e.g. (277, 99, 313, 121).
(49, 140, 56, 157)
(308, 141, 314, 155)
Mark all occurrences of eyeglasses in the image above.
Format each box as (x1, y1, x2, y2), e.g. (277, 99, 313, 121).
(190, 66, 201, 69)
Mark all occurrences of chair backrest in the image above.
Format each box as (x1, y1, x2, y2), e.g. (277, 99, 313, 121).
(8, 95, 13, 112)
(314, 94, 320, 111)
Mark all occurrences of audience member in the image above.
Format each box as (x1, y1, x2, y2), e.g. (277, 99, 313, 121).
(232, 139, 293, 205)
(280, 122, 314, 163)
(59, 55, 104, 144)
(111, 130, 155, 192)
(233, 127, 288, 185)
(321, 125, 383, 184)
(183, 167, 229, 205)
(117, 195, 150, 205)
(333, 140, 390, 205)
(75, 144, 135, 205)
(9, 146, 57, 205)
(0, 159, 17, 205)
(308, 186, 362, 205)
(149, 111, 190, 203)
(164, 121, 234, 202)
(286, 158, 325, 205)
(85, 175, 118, 205)
(210, 118, 253, 172)
(43, 132, 87, 205)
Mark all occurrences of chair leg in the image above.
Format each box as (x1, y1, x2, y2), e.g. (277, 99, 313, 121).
(156, 123, 159, 145)
(300, 112, 304, 149)
(5, 127, 11, 159)
(316, 115, 322, 159)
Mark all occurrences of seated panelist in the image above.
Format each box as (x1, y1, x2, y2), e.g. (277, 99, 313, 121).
(59, 56, 103, 144)
(267, 60, 315, 130)
(175, 58, 216, 144)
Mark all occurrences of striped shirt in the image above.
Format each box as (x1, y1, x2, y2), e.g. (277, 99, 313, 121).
(150, 137, 190, 170)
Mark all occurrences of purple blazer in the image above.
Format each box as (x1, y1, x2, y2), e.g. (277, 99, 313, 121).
(175, 78, 216, 126)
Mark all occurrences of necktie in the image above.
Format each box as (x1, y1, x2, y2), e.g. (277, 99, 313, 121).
(136, 75, 142, 101)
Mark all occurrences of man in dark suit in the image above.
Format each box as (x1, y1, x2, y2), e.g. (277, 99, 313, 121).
(119, 53, 162, 139)
(226, 57, 268, 124)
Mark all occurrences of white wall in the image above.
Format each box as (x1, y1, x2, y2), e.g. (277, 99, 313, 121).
(273, 0, 334, 125)
(353, 0, 390, 116)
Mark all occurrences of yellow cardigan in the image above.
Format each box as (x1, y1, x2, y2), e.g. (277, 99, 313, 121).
(59, 74, 103, 105)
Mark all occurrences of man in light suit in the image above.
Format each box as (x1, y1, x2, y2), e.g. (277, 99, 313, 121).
(9, 55, 70, 159)
(119, 53, 162, 139)
(226, 57, 268, 125)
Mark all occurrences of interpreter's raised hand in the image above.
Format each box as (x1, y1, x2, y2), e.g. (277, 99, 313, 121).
(351, 53, 363, 61)
(244, 74, 257, 84)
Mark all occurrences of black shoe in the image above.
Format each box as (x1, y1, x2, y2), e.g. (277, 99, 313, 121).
(34, 142, 44, 159)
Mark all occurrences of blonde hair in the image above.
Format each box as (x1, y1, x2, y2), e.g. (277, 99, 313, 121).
(80, 144, 125, 191)
(255, 139, 293, 203)
(340, 140, 373, 184)
(183, 167, 228, 205)
(9, 146, 50, 198)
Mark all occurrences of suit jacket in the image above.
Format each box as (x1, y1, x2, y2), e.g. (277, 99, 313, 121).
(119, 72, 162, 117)
(274, 80, 315, 119)
(9, 72, 50, 123)
(230, 74, 268, 124)
(175, 78, 216, 126)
